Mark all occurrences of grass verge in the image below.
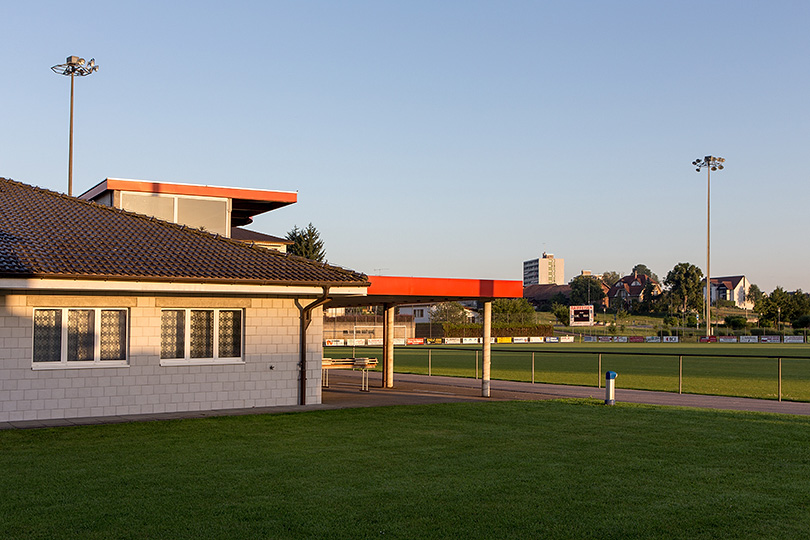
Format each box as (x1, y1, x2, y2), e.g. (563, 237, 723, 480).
(2, 401, 810, 539)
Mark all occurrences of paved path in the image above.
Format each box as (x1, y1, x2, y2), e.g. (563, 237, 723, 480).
(3, 371, 809, 430)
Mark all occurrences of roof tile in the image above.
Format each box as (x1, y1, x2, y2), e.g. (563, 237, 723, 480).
(0, 178, 368, 287)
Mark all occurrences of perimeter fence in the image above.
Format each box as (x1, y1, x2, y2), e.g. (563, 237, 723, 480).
(323, 345, 810, 402)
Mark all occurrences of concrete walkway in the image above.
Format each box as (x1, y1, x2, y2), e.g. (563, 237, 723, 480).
(2, 371, 809, 430)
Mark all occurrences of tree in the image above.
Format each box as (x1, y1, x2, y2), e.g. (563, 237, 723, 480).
(665, 262, 704, 313)
(754, 286, 788, 326)
(430, 302, 468, 325)
(632, 264, 659, 283)
(551, 303, 570, 325)
(569, 275, 606, 307)
(746, 284, 765, 306)
(638, 280, 661, 313)
(492, 298, 536, 324)
(724, 315, 747, 330)
(286, 223, 326, 262)
(601, 271, 621, 287)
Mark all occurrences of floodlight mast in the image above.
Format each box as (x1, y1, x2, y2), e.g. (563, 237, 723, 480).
(692, 155, 725, 338)
(51, 56, 99, 197)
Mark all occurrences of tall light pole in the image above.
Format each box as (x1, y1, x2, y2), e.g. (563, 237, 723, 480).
(692, 155, 725, 337)
(51, 56, 99, 196)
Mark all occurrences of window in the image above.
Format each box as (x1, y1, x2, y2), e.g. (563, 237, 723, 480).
(160, 309, 243, 364)
(33, 308, 128, 367)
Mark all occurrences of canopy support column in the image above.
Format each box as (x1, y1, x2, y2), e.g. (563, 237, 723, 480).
(383, 303, 395, 388)
(482, 300, 492, 397)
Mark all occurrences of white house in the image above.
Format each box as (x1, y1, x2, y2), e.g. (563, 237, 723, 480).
(0, 178, 368, 423)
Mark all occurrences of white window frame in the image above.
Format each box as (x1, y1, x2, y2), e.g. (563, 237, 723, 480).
(160, 308, 245, 366)
(32, 308, 129, 369)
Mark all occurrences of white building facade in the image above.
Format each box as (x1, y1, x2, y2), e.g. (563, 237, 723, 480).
(523, 253, 564, 287)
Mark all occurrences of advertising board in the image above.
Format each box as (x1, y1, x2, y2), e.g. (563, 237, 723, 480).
(546, 336, 559, 343)
(407, 338, 424, 345)
(739, 336, 758, 343)
(663, 336, 679, 343)
(598, 336, 612, 342)
(785, 335, 805, 343)
(761, 335, 781, 343)
(629, 336, 644, 343)
(560, 335, 574, 343)
(529, 337, 545, 343)
(645, 336, 661, 343)
(345, 339, 366, 346)
(393, 338, 406, 345)
(614, 336, 628, 343)
(367, 338, 383, 346)
(718, 337, 738, 343)
(583, 336, 597, 342)
(325, 339, 345, 346)
(445, 337, 462, 345)
(513, 337, 529, 344)
(462, 337, 479, 344)
(497, 337, 512, 344)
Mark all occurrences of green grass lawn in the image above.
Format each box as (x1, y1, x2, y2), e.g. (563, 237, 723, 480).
(2, 401, 810, 539)
(326, 343, 810, 401)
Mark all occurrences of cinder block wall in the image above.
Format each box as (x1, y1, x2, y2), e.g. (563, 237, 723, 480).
(0, 294, 322, 422)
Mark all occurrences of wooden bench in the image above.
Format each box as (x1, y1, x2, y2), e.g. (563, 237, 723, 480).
(322, 358, 378, 391)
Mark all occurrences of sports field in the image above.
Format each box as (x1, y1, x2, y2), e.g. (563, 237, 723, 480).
(325, 343, 810, 401)
(2, 400, 809, 539)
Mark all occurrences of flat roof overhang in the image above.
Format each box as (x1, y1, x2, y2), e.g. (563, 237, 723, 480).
(325, 275, 523, 308)
(79, 178, 298, 225)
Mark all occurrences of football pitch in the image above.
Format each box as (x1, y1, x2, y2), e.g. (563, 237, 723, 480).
(325, 343, 810, 402)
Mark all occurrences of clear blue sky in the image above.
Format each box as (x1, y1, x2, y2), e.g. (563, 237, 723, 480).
(2, 1, 808, 293)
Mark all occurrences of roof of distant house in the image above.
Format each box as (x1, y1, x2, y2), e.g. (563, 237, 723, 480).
(0, 178, 366, 286)
(607, 272, 660, 298)
(710, 275, 746, 289)
(523, 283, 572, 302)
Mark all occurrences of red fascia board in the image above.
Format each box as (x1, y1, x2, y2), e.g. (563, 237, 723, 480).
(81, 178, 297, 205)
(367, 276, 523, 299)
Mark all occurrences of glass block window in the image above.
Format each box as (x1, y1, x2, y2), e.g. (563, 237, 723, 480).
(161, 310, 185, 359)
(101, 310, 127, 361)
(160, 309, 243, 364)
(68, 309, 95, 362)
(33, 309, 62, 363)
(33, 308, 128, 366)
(190, 310, 214, 358)
(218, 310, 242, 358)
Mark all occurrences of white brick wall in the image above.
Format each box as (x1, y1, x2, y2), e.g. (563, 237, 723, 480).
(0, 294, 324, 422)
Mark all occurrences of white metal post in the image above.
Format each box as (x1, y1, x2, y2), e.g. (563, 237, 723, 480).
(482, 301, 492, 397)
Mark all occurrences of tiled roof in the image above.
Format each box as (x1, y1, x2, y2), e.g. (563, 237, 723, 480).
(0, 178, 368, 286)
(607, 273, 661, 299)
(523, 284, 571, 302)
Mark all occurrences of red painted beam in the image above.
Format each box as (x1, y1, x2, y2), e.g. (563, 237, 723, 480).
(367, 275, 522, 299)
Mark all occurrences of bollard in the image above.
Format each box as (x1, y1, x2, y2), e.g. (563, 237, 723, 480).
(605, 371, 618, 405)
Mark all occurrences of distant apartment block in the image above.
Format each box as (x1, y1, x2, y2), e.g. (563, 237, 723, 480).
(523, 253, 564, 286)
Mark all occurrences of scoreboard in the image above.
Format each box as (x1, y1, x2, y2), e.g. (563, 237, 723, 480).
(569, 305, 594, 327)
